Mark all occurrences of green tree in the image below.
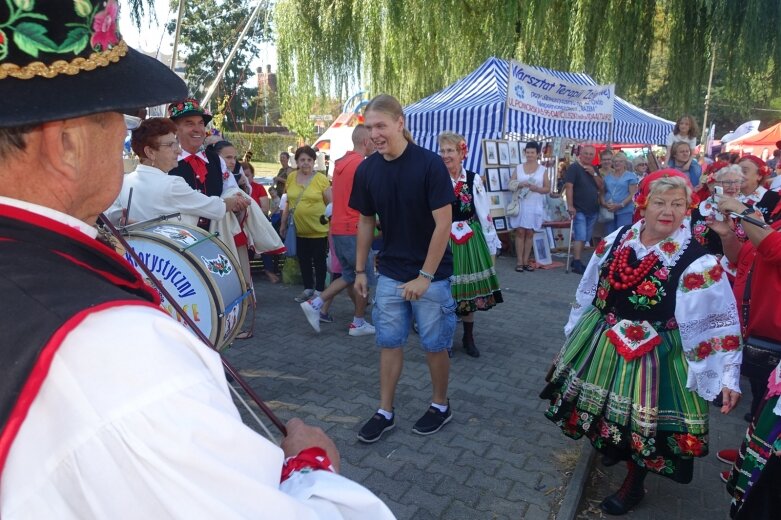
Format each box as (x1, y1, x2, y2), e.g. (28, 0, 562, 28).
(164, 0, 270, 113)
(275, 0, 781, 123)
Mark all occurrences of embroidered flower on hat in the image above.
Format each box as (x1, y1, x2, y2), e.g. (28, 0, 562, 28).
(90, 0, 120, 51)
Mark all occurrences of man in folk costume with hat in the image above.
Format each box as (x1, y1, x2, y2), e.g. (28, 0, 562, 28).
(168, 98, 239, 229)
(0, 2, 393, 518)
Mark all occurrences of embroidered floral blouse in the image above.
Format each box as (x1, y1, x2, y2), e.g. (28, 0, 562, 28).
(565, 221, 742, 401)
(449, 168, 501, 255)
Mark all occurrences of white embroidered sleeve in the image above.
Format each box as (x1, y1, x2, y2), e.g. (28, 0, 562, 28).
(472, 175, 501, 255)
(563, 229, 622, 336)
(674, 255, 743, 401)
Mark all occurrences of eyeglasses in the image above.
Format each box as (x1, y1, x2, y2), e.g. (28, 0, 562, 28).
(157, 140, 180, 149)
(124, 114, 142, 130)
(715, 180, 742, 186)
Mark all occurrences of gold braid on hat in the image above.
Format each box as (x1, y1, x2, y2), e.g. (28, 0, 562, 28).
(0, 41, 128, 80)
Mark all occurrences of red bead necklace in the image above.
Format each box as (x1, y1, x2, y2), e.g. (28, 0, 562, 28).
(607, 246, 659, 291)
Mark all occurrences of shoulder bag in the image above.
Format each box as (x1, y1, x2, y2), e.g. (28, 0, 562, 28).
(741, 258, 781, 380)
(283, 179, 309, 257)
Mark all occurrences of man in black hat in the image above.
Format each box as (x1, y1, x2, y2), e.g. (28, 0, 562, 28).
(0, 1, 391, 517)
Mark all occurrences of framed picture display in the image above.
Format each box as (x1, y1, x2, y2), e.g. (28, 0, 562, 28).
(493, 216, 508, 232)
(532, 231, 552, 265)
(497, 141, 510, 165)
(517, 142, 528, 162)
(485, 168, 500, 192)
(508, 141, 520, 165)
(489, 193, 503, 209)
(483, 140, 499, 165)
(499, 167, 512, 191)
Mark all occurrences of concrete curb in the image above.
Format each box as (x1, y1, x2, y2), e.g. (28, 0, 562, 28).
(557, 445, 595, 520)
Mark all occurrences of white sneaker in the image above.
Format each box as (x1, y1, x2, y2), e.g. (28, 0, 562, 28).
(349, 321, 375, 337)
(294, 289, 314, 303)
(300, 300, 321, 332)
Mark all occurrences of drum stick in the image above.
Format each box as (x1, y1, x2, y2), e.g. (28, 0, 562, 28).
(729, 212, 770, 230)
(125, 187, 133, 226)
(98, 214, 288, 436)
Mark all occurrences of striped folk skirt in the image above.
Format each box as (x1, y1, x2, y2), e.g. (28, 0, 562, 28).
(726, 394, 781, 519)
(450, 220, 502, 315)
(540, 308, 710, 483)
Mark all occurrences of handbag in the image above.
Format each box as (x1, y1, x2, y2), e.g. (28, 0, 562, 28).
(506, 191, 520, 217)
(741, 258, 781, 380)
(283, 178, 309, 258)
(598, 206, 614, 223)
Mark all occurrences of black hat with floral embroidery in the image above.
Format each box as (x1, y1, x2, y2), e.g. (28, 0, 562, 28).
(0, 0, 187, 128)
(167, 97, 213, 125)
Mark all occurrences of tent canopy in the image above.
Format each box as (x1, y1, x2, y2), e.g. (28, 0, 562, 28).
(405, 57, 673, 173)
(725, 122, 781, 151)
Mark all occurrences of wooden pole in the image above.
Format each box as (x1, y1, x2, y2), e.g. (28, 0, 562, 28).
(700, 41, 717, 154)
(170, 0, 186, 71)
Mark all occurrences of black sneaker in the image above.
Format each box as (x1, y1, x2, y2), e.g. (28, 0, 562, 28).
(357, 412, 395, 443)
(412, 401, 452, 435)
(571, 260, 586, 274)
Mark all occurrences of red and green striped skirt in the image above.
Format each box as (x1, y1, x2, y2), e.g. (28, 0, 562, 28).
(450, 220, 502, 315)
(540, 308, 710, 483)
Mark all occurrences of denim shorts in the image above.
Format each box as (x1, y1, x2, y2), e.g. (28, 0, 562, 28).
(332, 234, 376, 285)
(373, 275, 456, 352)
(572, 211, 598, 243)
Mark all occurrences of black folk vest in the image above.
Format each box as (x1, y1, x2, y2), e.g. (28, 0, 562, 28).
(0, 204, 158, 472)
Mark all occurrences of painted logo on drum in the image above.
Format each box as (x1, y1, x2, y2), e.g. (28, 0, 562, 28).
(201, 254, 233, 277)
(152, 226, 198, 245)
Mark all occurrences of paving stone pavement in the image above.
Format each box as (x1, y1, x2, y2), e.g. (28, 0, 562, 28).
(225, 252, 582, 519)
(223, 250, 751, 520)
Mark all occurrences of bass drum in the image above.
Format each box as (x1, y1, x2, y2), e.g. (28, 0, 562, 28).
(123, 222, 250, 350)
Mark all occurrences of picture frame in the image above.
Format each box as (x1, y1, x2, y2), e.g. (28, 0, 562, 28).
(493, 216, 507, 232)
(486, 168, 500, 192)
(533, 231, 552, 265)
(508, 141, 520, 165)
(517, 142, 527, 163)
(483, 140, 499, 165)
(489, 194, 503, 209)
(499, 167, 512, 191)
(497, 141, 510, 165)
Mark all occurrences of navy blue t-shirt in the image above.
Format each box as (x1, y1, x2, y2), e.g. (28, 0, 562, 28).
(349, 143, 455, 282)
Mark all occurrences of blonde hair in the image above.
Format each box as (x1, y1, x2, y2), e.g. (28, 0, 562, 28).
(670, 140, 692, 158)
(648, 175, 692, 203)
(364, 94, 415, 144)
(437, 131, 465, 148)
(632, 156, 648, 169)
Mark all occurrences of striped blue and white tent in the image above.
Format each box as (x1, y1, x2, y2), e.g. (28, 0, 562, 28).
(405, 57, 673, 173)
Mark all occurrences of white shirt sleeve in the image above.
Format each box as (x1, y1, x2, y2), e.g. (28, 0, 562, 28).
(219, 156, 241, 192)
(1, 306, 393, 520)
(563, 229, 622, 336)
(105, 194, 125, 225)
(674, 255, 743, 401)
(472, 174, 501, 255)
(167, 176, 227, 221)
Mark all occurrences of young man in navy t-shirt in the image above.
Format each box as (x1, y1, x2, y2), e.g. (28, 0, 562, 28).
(350, 94, 457, 443)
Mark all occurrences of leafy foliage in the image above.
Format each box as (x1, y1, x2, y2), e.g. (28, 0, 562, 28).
(275, 0, 781, 126)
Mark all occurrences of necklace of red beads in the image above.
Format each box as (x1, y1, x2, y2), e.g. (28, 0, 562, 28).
(607, 246, 659, 291)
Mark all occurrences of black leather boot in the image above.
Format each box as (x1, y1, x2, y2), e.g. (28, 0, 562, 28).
(462, 321, 479, 358)
(600, 461, 647, 515)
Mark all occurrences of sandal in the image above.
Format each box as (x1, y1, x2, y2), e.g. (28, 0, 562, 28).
(515, 265, 524, 272)
(235, 330, 253, 340)
(524, 264, 535, 272)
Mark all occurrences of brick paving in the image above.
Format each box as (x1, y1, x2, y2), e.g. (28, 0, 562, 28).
(225, 252, 584, 519)
(223, 250, 750, 519)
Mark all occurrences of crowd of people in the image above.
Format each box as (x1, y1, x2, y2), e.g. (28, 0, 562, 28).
(1, 3, 780, 518)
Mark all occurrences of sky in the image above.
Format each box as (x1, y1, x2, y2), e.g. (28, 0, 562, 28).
(118, 1, 277, 81)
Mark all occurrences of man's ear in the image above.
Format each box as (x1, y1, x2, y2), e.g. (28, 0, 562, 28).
(38, 119, 81, 183)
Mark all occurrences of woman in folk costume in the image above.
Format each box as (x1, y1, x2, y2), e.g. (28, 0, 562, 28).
(540, 170, 743, 515)
(437, 132, 502, 358)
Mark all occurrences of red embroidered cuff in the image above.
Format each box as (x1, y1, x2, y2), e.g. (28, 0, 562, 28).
(280, 447, 334, 483)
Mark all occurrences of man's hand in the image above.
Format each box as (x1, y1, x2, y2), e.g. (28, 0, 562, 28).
(282, 418, 341, 473)
(567, 206, 576, 218)
(226, 194, 250, 213)
(720, 387, 741, 415)
(354, 272, 369, 299)
(398, 276, 431, 301)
